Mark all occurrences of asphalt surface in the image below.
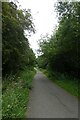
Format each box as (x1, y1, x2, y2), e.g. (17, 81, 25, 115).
(26, 71, 79, 118)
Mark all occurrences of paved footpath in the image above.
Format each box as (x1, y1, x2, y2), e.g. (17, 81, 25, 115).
(26, 71, 79, 118)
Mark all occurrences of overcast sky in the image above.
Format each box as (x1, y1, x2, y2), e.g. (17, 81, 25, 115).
(17, 0, 58, 57)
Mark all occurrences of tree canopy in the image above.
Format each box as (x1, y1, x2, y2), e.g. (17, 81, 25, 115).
(2, 2, 36, 76)
(37, 2, 80, 78)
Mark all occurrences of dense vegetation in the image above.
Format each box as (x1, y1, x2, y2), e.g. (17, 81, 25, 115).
(2, 2, 36, 76)
(37, 2, 80, 79)
(37, 2, 80, 97)
(2, 2, 36, 118)
(2, 67, 36, 118)
(2, 1, 80, 118)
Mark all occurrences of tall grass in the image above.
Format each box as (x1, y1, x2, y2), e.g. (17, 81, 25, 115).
(2, 67, 36, 118)
(41, 69, 79, 97)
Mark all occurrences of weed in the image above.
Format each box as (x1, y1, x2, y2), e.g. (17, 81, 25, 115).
(2, 68, 36, 118)
(41, 69, 79, 97)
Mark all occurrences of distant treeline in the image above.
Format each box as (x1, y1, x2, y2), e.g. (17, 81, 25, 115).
(2, 2, 36, 76)
(37, 2, 80, 78)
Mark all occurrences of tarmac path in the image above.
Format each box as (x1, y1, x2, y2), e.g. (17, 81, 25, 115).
(26, 70, 79, 118)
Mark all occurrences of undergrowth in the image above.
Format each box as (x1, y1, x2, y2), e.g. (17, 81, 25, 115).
(40, 68, 79, 97)
(2, 67, 36, 118)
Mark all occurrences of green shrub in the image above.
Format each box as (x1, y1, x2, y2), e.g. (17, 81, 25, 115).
(2, 68, 36, 118)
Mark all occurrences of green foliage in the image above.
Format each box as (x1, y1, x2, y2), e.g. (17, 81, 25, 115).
(2, 68, 36, 118)
(38, 2, 80, 78)
(2, 2, 36, 76)
(36, 55, 48, 69)
(41, 69, 79, 97)
(2, 2, 36, 118)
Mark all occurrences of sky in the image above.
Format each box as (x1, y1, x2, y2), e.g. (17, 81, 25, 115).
(17, 0, 58, 57)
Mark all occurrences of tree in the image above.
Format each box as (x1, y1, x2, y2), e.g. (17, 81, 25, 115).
(2, 2, 36, 76)
(38, 2, 80, 78)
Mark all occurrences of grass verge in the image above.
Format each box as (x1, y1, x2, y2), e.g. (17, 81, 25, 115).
(2, 67, 36, 118)
(40, 68, 79, 97)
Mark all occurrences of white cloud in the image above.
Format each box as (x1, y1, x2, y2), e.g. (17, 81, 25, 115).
(18, 0, 58, 57)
